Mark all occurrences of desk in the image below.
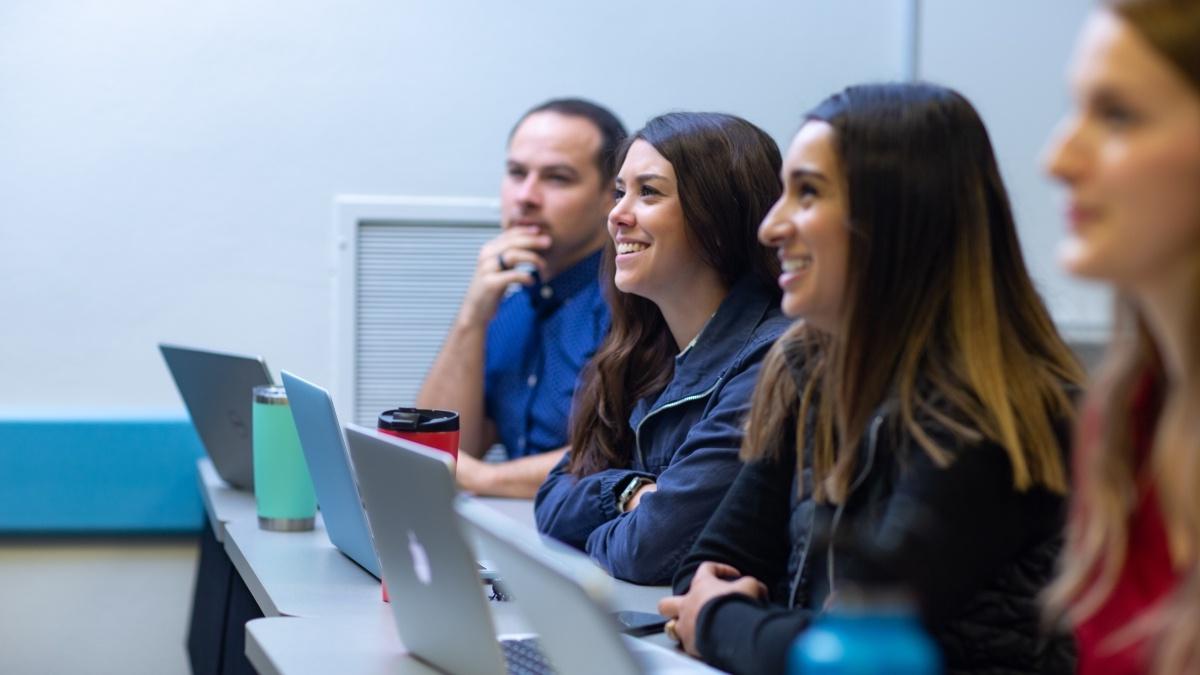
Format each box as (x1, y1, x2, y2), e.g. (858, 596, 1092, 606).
(190, 459, 262, 675)
(220, 494, 543, 618)
(195, 458, 704, 673)
(243, 582, 539, 675)
(197, 458, 256, 543)
(244, 601, 538, 675)
(246, 613, 698, 675)
(223, 517, 381, 618)
(217, 483, 670, 620)
(245, 615, 439, 675)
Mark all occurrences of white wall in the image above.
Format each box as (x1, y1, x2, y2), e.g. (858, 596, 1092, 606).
(1, 1, 1109, 408)
(1, 0, 909, 408)
(920, 0, 1111, 337)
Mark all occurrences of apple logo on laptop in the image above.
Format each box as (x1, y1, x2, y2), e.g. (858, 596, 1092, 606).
(408, 530, 432, 586)
(227, 409, 249, 439)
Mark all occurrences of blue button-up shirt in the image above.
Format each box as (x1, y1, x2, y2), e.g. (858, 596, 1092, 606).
(484, 251, 608, 459)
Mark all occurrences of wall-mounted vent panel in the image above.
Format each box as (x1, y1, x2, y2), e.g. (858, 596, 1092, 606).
(334, 196, 500, 427)
(354, 223, 495, 425)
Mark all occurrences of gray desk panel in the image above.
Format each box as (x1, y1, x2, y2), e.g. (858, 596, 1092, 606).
(471, 496, 536, 527)
(246, 593, 537, 674)
(210, 478, 672, 618)
(247, 612, 717, 675)
(246, 615, 439, 675)
(208, 470, 690, 671)
(197, 457, 257, 542)
(223, 516, 382, 618)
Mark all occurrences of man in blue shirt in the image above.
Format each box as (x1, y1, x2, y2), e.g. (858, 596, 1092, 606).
(417, 99, 625, 498)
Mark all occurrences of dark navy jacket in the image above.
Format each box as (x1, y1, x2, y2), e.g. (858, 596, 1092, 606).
(534, 277, 790, 585)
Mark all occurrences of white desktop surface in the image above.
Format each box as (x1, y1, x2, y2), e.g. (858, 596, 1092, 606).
(197, 457, 257, 542)
(468, 494, 537, 527)
(220, 496, 671, 619)
(245, 614, 438, 675)
(223, 516, 382, 618)
(246, 612, 716, 675)
(218, 492, 551, 618)
(244, 578, 540, 674)
(195, 460, 692, 671)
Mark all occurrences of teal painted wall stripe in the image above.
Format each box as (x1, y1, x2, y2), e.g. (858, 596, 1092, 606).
(0, 417, 206, 533)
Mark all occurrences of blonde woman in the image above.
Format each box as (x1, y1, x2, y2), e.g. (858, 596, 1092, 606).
(1043, 1, 1200, 673)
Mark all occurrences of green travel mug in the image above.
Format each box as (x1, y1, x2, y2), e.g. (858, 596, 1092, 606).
(252, 385, 317, 531)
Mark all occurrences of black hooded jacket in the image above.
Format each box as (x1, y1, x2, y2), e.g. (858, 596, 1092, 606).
(673, 372, 1076, 674)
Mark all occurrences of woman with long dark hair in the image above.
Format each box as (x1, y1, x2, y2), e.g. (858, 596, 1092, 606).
(1043, 2, 1200, 673)
(659, 84, 1085, 673)
(534, 112, 789, 585)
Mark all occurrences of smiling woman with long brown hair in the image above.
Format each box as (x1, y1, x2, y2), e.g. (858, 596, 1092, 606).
(1042, 2, 1200, 673)
(659, 83, 1085, 674)
(534, 112, 790, 585)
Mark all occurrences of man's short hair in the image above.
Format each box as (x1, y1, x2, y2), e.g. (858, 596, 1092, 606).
(510, 98, 628, 184)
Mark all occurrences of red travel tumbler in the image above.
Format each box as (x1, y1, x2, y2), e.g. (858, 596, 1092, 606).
(376, 408, 460, 461)
(376, 407, 460, 602)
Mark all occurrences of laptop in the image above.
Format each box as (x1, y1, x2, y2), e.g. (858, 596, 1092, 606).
(457, 499, 722, 675)
(344, 424, 552, 675)
(280, 371, 382, 579)
(160, 343, 273, 490)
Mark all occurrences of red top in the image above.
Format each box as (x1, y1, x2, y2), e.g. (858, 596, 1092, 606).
(1076, 375, 1179, 675)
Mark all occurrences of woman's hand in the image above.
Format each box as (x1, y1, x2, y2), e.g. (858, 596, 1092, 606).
(657, 562, 768, 656)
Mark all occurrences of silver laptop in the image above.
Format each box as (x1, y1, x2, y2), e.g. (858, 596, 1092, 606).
(457, 500, 721, 675)
(160, 343, 273, 490)
(280, 371, 381, 579)
(344, 425, 550, 675)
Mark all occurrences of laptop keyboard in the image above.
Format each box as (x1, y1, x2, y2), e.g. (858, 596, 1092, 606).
(501, 638, 554, 675)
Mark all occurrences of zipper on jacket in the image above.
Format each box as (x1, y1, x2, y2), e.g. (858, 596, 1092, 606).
(632, 377, 723, 468)
(825, 413, 884, 602)
(787, 503, 817, 609)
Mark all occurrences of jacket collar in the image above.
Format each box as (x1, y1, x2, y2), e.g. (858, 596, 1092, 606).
(629, 275, 775, 427)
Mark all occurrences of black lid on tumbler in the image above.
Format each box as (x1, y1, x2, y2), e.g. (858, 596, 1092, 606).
(377, 407, 460, 433)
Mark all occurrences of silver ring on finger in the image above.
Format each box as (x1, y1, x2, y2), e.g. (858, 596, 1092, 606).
(497, 251, 511, 271)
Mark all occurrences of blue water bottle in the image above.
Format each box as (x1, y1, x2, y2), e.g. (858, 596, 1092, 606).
(788, 585, 941, 675)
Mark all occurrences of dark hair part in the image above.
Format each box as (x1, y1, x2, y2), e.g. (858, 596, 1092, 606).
(510, 98, 628, 184)
(567, 112, 783, 476)
(743, 83, 1083, 507)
